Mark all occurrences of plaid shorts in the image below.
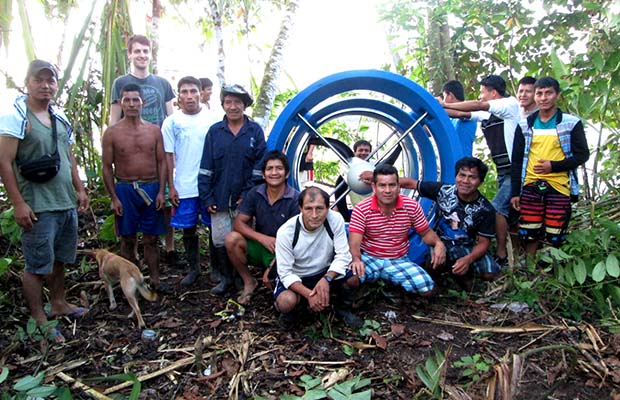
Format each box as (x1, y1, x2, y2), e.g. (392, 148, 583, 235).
(360, 253, 435, 294)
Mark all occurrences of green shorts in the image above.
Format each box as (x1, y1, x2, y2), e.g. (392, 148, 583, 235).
(246, 239, 275, 269)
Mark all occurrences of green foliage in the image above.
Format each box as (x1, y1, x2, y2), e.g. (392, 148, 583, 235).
(506, 217, 620, 320)
(99, 214, 119, 243)
(415, 347, 445, 398)
(0, 369, 70, 400)
(303, 314, 338, 340)
(15, 318, 59, 342)
(358, 319, 381, 338)
(0, 208, 21, 246)
(379, 0, 620, 201)
(313, 160, 340, 185)
(548, 219, 620, 317)
(0, 257, 13, 277)
(280, 373, 372, 400)
(453, 354, 492, 384)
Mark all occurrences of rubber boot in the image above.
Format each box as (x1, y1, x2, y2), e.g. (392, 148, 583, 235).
(210, 246, 233, 296)
(208, 231, 221, 283)
(180, 233, 200, 287)
(334, 288, 362, 328)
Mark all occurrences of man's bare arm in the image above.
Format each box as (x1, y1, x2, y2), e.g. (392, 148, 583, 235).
(154, 128, 166, 209)
(165, 100, 174, 117)
(164, 152, 179, 206)
(419, 227, 446, 268)
(0, 136, 36, 229)
(348, 231, 366, 277)
(101, 129, 123, 216)
(445, 109, 472, 119)
(442, 99, 490, 112)
(232, 213, 275, 253)
(452, 236, 491, 275)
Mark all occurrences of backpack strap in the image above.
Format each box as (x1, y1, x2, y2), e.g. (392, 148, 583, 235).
(292, 217, 334, 249)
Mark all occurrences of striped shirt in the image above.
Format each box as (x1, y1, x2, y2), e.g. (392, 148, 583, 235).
(349, 195, 430, 258)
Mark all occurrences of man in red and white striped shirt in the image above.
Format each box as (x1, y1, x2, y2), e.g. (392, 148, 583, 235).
(348, 164, 446, 295)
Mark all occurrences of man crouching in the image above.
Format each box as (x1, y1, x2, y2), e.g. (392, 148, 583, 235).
(274, 187, 361, 329)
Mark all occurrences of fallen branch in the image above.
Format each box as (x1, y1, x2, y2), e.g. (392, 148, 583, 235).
(45, 359, 88, 380)
(103, 356, 194, 394)
(282, 359, 355, 366)
(410, 315, 576, 334)
(56, 372, 113, 400)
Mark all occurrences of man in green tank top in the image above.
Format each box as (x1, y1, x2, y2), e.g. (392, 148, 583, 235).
(0, 60, 89, 342)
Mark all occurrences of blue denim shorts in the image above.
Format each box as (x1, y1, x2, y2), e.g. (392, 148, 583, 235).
(491, 174, 512, 217)
(22, 209, 78, 275)
(170, 197, 211, 229)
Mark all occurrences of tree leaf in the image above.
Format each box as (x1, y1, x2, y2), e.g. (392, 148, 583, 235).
(606, 255, 620, 278)
(0, 367, 8, 384)
(26, 385, 58, 397)
(551, 49, 569, 77)
(13, 372, 44, 392)
(303, 389, 327, 400)
(592, 261, 607, 282)
(573, 259, 587, 284)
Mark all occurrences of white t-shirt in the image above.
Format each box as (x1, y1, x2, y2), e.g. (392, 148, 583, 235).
(162, 106, 221, 198)
(470, 96, 520, 164)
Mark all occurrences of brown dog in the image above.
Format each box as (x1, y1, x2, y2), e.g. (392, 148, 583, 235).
(92, 249, 157, 329)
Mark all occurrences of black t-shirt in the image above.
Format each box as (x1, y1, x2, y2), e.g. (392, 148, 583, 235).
(418, 182, 495, 246)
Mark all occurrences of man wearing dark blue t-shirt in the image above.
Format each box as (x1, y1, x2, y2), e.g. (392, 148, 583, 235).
(224, 150, 299, 305)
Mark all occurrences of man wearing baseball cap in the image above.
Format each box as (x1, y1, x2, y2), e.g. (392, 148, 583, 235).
(198, 84, 266, 295)
(0, 59, 90, 342)
(439, 74, 520, 269)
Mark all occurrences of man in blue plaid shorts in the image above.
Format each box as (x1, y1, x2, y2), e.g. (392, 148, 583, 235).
(349, 164, 446, 296)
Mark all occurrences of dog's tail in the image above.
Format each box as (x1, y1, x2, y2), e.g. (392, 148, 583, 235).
(137, 281, 158, 302)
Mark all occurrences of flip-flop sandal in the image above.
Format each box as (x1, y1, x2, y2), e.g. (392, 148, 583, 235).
(49, 307, 89, 319)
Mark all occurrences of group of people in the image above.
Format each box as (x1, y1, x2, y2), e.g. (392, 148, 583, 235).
(0, 32, 589, 336)
(438, 74, 589, 267)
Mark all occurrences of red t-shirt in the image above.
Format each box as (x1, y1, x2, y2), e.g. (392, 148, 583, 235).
(349, 195, 430, 258)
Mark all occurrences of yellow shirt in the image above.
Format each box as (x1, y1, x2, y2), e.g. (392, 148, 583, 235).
(524, 115, 570, 195)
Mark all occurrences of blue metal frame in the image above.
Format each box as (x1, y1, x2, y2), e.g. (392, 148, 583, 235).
(266, 70, 464, 264)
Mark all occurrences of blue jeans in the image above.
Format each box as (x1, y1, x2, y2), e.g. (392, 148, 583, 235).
(491, 174, 512, 217)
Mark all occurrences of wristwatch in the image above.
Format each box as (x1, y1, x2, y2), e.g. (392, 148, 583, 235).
(323, 275, 333, 283)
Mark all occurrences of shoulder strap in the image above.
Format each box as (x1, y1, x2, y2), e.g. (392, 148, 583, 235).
(293, 218, 302, 249)
(323, 218, 334, 241)
(292, 217, 334, 249)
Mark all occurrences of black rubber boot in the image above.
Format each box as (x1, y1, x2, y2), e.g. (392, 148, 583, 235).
(208, 231, 221, 283)
(180, 232, 200, 287)
(210, 246, 233, 296)
(334, 288, 362, 328)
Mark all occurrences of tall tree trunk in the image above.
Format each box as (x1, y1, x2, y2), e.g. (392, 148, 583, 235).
(252, 0, 299, 130)
(100, 0, 132, 129)
(425, 0, 453, 95)
(208, 0, 226, 87)
(150, 0, 162, 75)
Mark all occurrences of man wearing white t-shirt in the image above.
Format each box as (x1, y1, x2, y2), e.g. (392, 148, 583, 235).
(163, 76, 220, 286)
(440, 75, 520, 267)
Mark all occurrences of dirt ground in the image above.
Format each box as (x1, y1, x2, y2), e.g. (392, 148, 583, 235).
(1, 234, 619, 400)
